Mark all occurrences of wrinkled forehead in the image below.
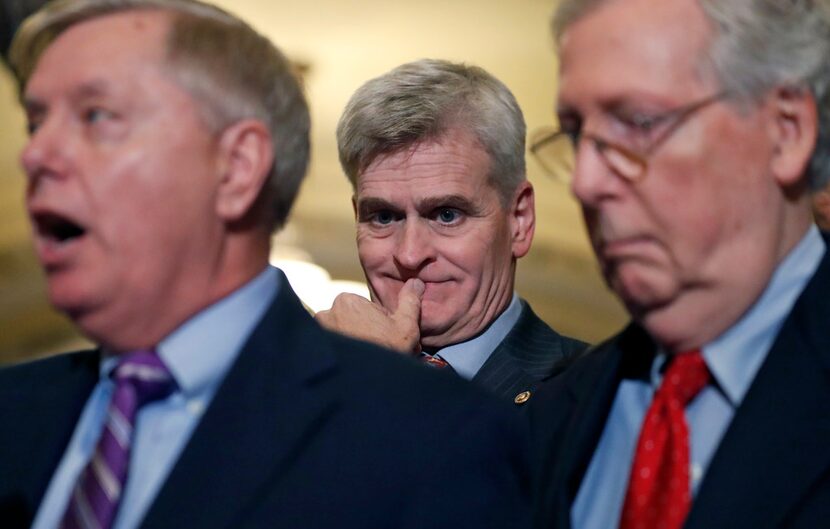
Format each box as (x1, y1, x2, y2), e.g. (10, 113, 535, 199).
(557, 0, 716, 107)
(26, 9, 174, 94)
(355, 131, 495, 199)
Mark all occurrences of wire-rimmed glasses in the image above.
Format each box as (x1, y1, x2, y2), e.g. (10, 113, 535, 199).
(530, 92, 729, 183)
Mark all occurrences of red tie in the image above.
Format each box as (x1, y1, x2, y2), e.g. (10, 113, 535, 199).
(420, 352, 450, 369)
(619, 350, 710, 529)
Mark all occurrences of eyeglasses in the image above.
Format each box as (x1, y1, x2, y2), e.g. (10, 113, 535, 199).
(530, 92, 729, 183)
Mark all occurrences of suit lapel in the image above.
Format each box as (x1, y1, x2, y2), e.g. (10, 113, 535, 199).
(686, 251, 830, 529)
(0, 350, 100, 525)
(536, 325, 653, 529)
(141, 281, 340, 529)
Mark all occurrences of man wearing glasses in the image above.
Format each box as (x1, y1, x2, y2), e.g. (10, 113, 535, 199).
(529, 1, 830, 529)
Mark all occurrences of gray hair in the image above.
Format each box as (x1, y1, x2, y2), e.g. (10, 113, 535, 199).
(9, 0, 310, 230)
(553, 0, 830, 190)
(336, 58, 526, 205)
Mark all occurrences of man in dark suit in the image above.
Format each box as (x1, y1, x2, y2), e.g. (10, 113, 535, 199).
(528, 1, 830, 528)
(316, 59, 586, 405)
(0, 2, 531, 528)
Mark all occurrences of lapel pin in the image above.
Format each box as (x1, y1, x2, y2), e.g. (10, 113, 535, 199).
(514, 390, 531, 405)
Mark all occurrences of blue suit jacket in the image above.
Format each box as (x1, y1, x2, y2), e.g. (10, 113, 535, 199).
(473, 301, 587, 405)
(0, 279, 531, 529)
(528, 242, 830, 529)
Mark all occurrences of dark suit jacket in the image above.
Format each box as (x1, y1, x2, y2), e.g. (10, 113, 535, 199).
(529, 246, 830, 529)
(0, 276, 531, 529)
(473, 301, 587, 404)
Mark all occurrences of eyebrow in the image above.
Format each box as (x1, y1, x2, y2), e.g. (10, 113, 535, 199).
(417, 194, 476, 213)
(356, 197, 397, 220)
(24, 80, 114, 114)
(356, 194, 477, 220)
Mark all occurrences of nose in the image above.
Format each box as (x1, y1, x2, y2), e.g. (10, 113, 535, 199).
(21, 112, 72, 193)
(570, 135, 619, 208)
(393, 219, 436, 272)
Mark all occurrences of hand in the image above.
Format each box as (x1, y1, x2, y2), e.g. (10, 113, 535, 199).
(316, 278, 425, 354)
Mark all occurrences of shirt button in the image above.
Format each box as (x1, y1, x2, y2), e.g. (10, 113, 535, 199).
(187, 399, 205, 415)
(691, 462, 703, 484)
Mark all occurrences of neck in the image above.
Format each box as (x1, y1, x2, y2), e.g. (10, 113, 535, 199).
(641, 211, 812, 353)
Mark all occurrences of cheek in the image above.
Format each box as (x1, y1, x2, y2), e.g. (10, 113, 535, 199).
(93, 145, 214, 251)
(443, 227, 508, 276)
(356, 234, 391, 275)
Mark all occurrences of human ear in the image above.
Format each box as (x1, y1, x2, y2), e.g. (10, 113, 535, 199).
(767, 86, 818, 187)
(215, 119, 275, 222)
(510, 180, 536, 258)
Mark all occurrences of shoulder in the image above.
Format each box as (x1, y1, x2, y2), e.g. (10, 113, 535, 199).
(528, 328, 627, 419)
(326, 329, 521, 424)
(310, 331, 533, 528)
(0, 349, 99, 400)
(500, 300, 589, 375)
(318, 329, 528, 466)
(513, 300, 588, 353)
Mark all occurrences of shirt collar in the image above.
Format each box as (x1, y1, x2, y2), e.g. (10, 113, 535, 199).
(101, 266, 280, 399)
(437, 293, 522, 380)
(701, 226, 825, 406)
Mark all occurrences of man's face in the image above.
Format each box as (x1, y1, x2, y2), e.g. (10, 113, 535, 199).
(355, 128, 532, 348)
(558, 0, 793, 348)
(21, 11, 226, 350)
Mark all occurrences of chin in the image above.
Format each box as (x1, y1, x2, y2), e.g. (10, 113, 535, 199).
(611, 268, 679, 318)
(47, 283, 93, 317)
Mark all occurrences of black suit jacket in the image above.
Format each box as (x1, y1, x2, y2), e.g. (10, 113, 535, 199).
(473, 301, 587, 404)
(529, 246, 830, 529)
(0, 276, 531, 529)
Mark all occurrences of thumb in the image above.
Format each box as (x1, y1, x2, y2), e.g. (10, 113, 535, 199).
(394, 278, 424, 323)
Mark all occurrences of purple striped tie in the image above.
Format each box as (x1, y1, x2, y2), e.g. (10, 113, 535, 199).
(61, 349, 176, 529)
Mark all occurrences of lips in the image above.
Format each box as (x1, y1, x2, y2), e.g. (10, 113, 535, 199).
(29, 210, 89, 267)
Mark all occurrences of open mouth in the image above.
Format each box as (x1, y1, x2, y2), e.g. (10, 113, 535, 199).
(34, 213, 87, 243)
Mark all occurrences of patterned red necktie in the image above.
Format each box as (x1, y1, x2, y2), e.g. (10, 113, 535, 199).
(619, 350, 709, 529)
(61, 350, 176, 529)
(420, 352, 450, 368)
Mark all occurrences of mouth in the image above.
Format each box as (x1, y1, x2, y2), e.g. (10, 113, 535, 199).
(596, 234, 654, 256)
(34, 212, 87, 244)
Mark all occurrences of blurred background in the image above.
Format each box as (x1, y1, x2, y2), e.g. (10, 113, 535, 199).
(0, 0, 627, 364)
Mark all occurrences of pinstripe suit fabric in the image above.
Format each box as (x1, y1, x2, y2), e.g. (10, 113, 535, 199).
(473, 301, 587, 402)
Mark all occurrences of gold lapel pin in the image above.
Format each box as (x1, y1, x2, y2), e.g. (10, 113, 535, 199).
(514, 390, 531, 405)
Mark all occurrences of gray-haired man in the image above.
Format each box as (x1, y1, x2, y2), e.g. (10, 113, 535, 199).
(317, 59, 586, 404)
(529, 1, 830, 528)
(0, 2, 531, 528)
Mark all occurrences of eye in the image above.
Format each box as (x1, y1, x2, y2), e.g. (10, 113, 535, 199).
(626, 113, 665, 132)
(615, 111, 669, 138)
(434, 207, 462, 225)
(25, 111, 45, 136)
(84, 106, 115, 125)
(558, 114, 583, 146)
(370, 210, 397, 226)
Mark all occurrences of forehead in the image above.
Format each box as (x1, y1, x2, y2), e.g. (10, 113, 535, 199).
(26, 9, 173, 97)
(356, 129, 494, 199)
(558, 0, 715, 107)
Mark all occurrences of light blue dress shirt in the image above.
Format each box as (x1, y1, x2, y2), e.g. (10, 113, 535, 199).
(572, 226, 826, 529)
(436, 293, 522, 380)
(32, 266, 280, 529)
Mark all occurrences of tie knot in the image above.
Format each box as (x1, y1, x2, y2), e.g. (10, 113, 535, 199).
(113, 349, 177, 407)
(658, 349, 709, 406)
(419, 352, 450, 369)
